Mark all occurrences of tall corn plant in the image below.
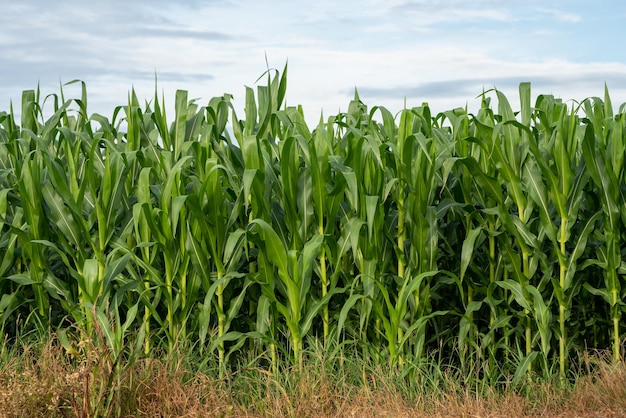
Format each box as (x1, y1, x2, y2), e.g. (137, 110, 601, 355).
(3, 73, 626, 381)
(458, 87, 552, 379)
(330, 95, 390, 356)
(491, 88, 542, 365)
(400, 105, 447, 360)
(183, 94, 248, 374)
(10, 90, 51, 318)
(244, 67, 343, 366)
(523, 87, 598, 380)
(229, 67, 286, 369)
(130, 90, 198, 351)
(451, 96, 517, 373)
(40, 85, 137, 345)
(0, 151, 28, 334)
(581, 88, 625, 363)
(442, 105, 501, 370)
(308, 115, 345, 345)
(1, 92, 64, 334)
(1, 85, 135, 339)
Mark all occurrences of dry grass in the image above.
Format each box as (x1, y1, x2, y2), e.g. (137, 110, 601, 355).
(1, 337, 625, 417)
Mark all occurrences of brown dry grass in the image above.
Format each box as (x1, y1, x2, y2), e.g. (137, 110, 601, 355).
(1, 338, 625, 418)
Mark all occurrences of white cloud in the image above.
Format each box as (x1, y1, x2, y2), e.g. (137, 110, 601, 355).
(1, 0, 624, 128)
(536, 8, 583, 23)
(388, 0, 516, 22)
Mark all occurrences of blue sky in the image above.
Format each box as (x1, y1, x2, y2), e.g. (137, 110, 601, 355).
(1, 1, 625, 125)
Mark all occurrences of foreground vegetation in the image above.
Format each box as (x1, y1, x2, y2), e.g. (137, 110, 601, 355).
(1, 65, 626, 415)
(1, 332, 626, 417)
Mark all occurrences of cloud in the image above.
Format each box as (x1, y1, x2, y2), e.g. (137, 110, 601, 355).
(388, 0, 517, 23)
(353, 74, 616, 100)
(536, 8, 583, 23)
(135, 0, 236, 7)
(1, 0, 624, 127)
(343, 70, 626, 117)
(138, 28, 236, 41)
(116, 71, 215, 83)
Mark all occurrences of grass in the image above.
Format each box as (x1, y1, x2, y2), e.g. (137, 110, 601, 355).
(1, 331, 625, 417)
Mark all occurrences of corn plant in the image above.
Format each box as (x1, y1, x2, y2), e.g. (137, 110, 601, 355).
(523, 88, 599, 380)
(581, 89, 626, 363)
(2, 69, 626, 385)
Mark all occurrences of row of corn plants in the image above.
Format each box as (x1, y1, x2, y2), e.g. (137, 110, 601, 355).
(1, 68, 625, 383)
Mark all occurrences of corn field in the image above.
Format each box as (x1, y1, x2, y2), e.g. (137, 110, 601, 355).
(1, 68, 625, 382)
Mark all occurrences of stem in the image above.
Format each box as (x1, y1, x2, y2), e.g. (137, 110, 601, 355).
(33, 255, 48, 317)
(164, 255, 175, 351)
(612, 272, 620, 363)
(525, 315, 532, 358)
(319, 212, 329, 345)
(488, 221, 496, 328)
(320, 248, 329, 344)
(97, 258, 105, 296)
(613, 310, 620, 364)
(504, 269, 510, 361)
(292, 328, 302, 368)
(217, 270, 225, 375)
(180, 229, 188, 312)
(519, 204, 533, 365)
(397, 192, 405, 365)
(143, 272, 151, 355)
(608, 235, 620, 364)
(468, 285, 474, 369)
(397, 193, 406, 280)
(522, 249, 531, 357)
(270, 308, 277, 375)
(248, 247, 257, 352)
(559, 216, 567, 381)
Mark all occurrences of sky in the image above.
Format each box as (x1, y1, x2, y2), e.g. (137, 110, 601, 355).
(2, 0, 626, 126)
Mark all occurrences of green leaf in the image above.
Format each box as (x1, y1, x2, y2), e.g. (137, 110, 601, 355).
(513, 352, 539, 386)
(460, 227, 482, 281)
(247, 219, 288, 281)
(81, 259, 100, 304)
(497, 279, 531, 311)
(7, 274, 37, 286)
